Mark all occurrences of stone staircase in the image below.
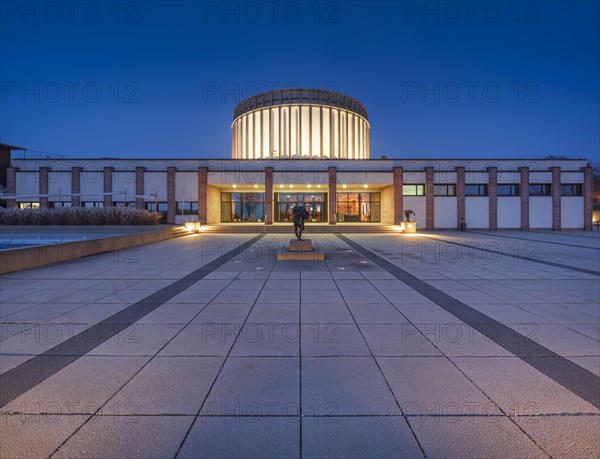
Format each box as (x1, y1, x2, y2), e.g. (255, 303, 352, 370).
(193, 224, 400, 234)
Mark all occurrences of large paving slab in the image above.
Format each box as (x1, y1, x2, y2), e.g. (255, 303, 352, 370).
(1, 231, 598, 458)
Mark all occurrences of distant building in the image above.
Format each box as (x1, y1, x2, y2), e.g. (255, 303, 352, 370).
(2, 89, 594, 230)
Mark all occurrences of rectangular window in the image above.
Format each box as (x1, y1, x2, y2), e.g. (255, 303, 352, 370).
(18, 202, 40, 209)
(434, 184, 456, 196)
(145, 202, 168, 212)
(82, 202, 104, 208)
(221, 192, 264, 222)
(335, 192, 380, 222)
(115, 202, 137, 208)
(528, 184, 551, 196)
(560, 184, 582, 196)
(497, 184, 520, 196)
(49, 202, 72, 208)
(465, 184, 488, 196)
(402, 184, 425, 196)
(177, 202, 199, 215)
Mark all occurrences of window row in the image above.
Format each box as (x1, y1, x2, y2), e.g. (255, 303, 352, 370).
(402, 183, 583, 197)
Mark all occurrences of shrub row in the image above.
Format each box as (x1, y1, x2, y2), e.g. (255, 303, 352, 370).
(0, 207, 161, 225)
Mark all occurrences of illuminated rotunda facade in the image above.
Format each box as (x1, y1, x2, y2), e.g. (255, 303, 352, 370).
(3, 89, 593, 231)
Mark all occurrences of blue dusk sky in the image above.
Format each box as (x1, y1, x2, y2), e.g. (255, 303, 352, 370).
(0, 0, 598, 160)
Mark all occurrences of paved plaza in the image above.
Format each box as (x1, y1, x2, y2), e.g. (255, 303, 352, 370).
(0, 230, 599, 458)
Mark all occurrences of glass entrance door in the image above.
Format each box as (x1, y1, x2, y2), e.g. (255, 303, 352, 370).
(274, 193, 327, 222)
(336, 192, 380, 222)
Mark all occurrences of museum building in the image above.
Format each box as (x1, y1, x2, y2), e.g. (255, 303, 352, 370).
(1, 89, 594, 230)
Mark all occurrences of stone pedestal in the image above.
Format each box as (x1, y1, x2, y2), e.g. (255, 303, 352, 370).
(289, 239, 313, 252)
(277, 239, 325, 260)
(400, 222, 417, 233)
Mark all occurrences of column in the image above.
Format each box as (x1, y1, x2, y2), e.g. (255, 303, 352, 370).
(39, 167, 49, 209)
(264, 167, 273, 224)
(135, 167, 145, 210)
(167, 167, 176, 224)
(582, 166, 592, 231)
(550, 167, 561, 231)
(519, 167, 529, 231)
(71, 167, 82, 207)
(198, 167, 208, 225)
(328, 166, 336, 224)
(456, 166, 465, 230)
(425, 167, 434, 230)
(6, 167, 18, 208)
(103, 167, 113, 208)
(393, 166, 403, 225)
(487, 166, 498, 231)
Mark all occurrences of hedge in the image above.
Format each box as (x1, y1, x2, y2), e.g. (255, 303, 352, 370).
(0, 207, 161, 225)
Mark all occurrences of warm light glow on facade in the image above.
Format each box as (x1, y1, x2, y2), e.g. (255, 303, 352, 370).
(232, 89, 370, 160)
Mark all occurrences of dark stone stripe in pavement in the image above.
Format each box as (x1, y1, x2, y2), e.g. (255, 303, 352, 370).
(336, 234, 600, 410)
(0, 235, 264, 409)
(468, 231, 600, 250)
(422, 235, 600, 277)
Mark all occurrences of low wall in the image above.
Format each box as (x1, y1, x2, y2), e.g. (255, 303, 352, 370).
(0, 226, 173, 275)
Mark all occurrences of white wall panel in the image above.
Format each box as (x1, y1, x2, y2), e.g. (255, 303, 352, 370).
(79, 169, 104, 200)
(403, 172, 425, 184)
(434, 197, 457, 228)
(497, 197, 521, 228)
(465, 197, 489, 229)
(48, 172, 71, 198)
(16, 172, 39, 197)
(176, 172, 199, 202)
(337, 172, 392, 185)
(273, 172, 327, 186)
(403, 197, 426, 226)
(112, 172, 136, 202)
(561, 172, 584, 183)
(209, 170, 264, 185)
(465, 172, 488, 184)
(497, 171, 520, 184)
(529, 197, 552, 228)
(144, 172, 167, 200)
(529, 172, 552, 184)
(434, 172, 456, 183)
(561, 197, 584, 228)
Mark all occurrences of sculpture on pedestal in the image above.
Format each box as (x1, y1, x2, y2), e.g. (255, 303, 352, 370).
(292, 206, 309, 240)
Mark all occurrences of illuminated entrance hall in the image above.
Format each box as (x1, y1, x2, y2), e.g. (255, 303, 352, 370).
(336, 192, 380, 222)
(275, 192, 326, 223)
(221, 192, 265, 222)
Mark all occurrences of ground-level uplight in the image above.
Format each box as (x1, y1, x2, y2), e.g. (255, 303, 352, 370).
(184, 222, 201, 232)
